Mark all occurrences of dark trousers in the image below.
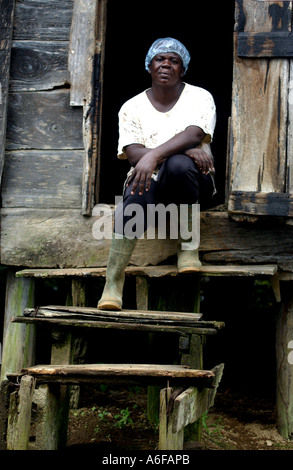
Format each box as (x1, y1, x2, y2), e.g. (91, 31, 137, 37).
(114, 154, 215, 237)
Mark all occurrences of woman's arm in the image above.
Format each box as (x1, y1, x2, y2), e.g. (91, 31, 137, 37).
(125, 125, 206, 195)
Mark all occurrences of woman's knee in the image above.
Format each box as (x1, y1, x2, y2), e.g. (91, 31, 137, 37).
(164, 154, 198, 180)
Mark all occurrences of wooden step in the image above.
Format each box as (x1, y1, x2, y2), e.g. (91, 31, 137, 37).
(7, 363, 216, 388)
(13, 305, 224, 335)
(15, 263, 279, 279)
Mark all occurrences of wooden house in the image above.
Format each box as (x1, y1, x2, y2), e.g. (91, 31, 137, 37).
(1, 0, 293, 448)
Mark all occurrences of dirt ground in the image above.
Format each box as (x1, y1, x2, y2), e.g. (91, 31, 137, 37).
(65, 385, 293, 452)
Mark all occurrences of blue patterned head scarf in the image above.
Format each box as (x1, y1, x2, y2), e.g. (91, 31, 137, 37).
(145, 37, 191, 75)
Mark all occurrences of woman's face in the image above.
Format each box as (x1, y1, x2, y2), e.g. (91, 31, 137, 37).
(149, 52, 185, 86)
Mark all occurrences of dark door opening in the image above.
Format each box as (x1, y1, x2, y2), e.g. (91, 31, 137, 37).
(99, 0, 235, 206)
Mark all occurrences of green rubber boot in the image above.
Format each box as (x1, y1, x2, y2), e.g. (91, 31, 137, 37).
(98, 234, 137, 310)
(177, 204, 202, 273)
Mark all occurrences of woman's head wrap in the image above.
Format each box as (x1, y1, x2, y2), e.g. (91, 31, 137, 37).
(145, 37, 191, 74)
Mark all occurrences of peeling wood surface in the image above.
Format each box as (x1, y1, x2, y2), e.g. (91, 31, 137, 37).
(22, 305, 203, 324)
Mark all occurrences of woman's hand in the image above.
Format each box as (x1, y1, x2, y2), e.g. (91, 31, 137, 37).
(185, 148, 214, 175)
(127, 150, 159, 195)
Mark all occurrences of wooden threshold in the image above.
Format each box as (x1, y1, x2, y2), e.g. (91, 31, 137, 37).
(15, 264, 279, 279)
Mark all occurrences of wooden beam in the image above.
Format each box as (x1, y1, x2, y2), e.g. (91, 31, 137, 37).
(229, 191, 293, 217)
(2, 209, 293, 270)
(238, 32, 293, 58)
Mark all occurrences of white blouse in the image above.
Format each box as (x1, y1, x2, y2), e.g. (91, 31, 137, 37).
(117, 83, 216, 159)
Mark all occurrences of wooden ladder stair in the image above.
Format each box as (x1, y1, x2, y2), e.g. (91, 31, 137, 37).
(6, 306, 224, 451)
(4, 263, 279, 450)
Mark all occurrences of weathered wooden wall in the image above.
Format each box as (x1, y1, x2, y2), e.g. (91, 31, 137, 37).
(0, 0, 84, 236)
(1, 0, 293, 271)
(0, 0, 109, 269)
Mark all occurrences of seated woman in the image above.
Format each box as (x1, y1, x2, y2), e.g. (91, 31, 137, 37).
(98, 37, 216, 311)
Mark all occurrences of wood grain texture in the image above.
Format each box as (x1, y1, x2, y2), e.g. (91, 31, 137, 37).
(10, 41, 70, 91)
(1, 209, 293, 270)
(69, 0, 99, 106)
(6, 90, 83, 150)
(228, 0, 292, 217)
(230, 45, 288, 193)
(13, 0, 74, 40)
(1, 150, 83, 208)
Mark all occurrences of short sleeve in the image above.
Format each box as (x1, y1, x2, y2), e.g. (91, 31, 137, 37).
(117, 100, 145, 159)
(186, 88, 216, 144)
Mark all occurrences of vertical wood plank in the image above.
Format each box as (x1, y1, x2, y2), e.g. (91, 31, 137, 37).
(69, 0, 99, 106)
(158, 387, 184, 450)
(0, 0, 15, 186)
(287, 60, 293, 194)
(69, 0, 108, 214)
(136, 276, 148, 310)
(7, 375, 36, 450)
(70, 278, 87, 408)
(1, 270, 35, 382)
(33, 383, 64, 450)
(276, 282, 293, 439)
(230, 41, 289, 193)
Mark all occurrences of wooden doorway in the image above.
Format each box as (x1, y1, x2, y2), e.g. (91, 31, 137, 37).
(99, 0, 235, 205)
